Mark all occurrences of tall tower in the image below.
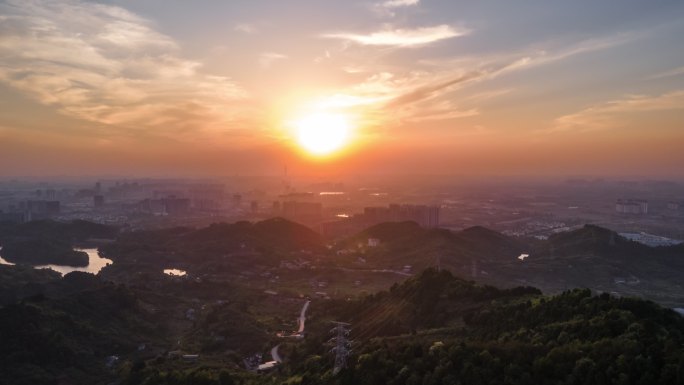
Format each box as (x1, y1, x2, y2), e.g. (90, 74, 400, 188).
(329, 321, 351, 375)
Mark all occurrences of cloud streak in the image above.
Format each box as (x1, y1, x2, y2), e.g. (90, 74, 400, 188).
(323, 25, 468, 47)
(373, 0, 420, 18)
(553, 91, 684, 132)
(648, 66, 684, 80)
(0, 0, 250, 139)
(234, 23, 257, 34)
(259, 52, 287, 69)
(311, 32, 641, 128)
(381, 0, 420, 8)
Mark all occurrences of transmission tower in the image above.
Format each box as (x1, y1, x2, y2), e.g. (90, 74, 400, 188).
(329, 321, 351, 375)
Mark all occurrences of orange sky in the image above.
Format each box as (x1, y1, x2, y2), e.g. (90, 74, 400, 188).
(1, 0, 684, 177)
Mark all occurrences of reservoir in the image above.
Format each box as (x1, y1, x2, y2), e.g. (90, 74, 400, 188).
(34, 248, 112, 275)
(163, 269, 187, 276)
(0, 248, 113, 275)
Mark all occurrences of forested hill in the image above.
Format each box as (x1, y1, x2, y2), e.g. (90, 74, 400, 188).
(342, 221, 528, 266)
(339, 222, 684, 306)
(279, 269, 684, 385)
(0, 220, 118, 266)
(542, 224, 684, 258)
(316, 269, 541, 339)
(344, 221, 682, 266)
(101, 217, 324, 264)
(2, 264, 683, 384)
(0, 272, 161, 385)
(0, 270, 271, 385)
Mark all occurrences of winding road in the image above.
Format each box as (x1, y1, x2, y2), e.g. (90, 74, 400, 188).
(270, 300, 311, 363)
(270, 344, 282, 363)
(297, 300, 311, 333)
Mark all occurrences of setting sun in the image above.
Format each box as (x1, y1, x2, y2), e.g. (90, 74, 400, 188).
(294, 112, 352, 156)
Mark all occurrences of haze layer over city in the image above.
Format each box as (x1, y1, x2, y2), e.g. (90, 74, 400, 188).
(1, 1, 684, 384)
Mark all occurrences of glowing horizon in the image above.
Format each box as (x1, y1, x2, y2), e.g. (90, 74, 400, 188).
(0, 0, 683, 177)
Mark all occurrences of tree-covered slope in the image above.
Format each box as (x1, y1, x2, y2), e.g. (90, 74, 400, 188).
(279, 270, 684, 385)
(100, 218, 325, 269)
(339, 223, 684, 306)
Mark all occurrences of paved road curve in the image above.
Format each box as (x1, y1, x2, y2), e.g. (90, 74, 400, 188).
(270, 344, 282, 363)
(270, 300, 311, 363)
(297, 300, 311, 333)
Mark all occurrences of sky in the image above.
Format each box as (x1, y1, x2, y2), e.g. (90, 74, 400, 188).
(1, 0, 684, 178)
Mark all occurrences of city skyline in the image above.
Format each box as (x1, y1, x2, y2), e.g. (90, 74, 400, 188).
(1, 0, 684, 177)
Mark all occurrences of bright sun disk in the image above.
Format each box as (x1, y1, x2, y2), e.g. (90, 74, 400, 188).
(294, 112, 351, 156)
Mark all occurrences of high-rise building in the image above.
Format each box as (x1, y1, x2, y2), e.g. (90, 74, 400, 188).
(616, 199, 648, 214)
(189, 184, 225, 210)
(138, 197, 190, 215)
(165, 197, 191, 214)
(427, 205, 440, 228)
(24, 200, 60, 221)
(362, 204, 440, 228)
(281, 201, 322, 224)
(232, 194, 242, 207)
(94, 195, 105, 208)
(45, 189, 56, 200)
(0, 210, 25, 223)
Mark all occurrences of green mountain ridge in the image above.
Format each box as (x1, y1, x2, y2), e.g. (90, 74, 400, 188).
(1, 218, 684, 384)
(338, 222, 684, 306)
(273, 269, 684, 385)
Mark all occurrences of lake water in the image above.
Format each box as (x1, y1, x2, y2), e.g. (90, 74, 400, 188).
(0, 255, 15, 266)
(164, 268, 187, 276)
(0, 247, 112, 275)
(33, 248, 112, 275)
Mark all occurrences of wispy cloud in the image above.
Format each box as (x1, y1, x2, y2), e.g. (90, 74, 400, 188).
(323, 25, 468, 47)
(385, 71, 484, 108)
(553, 91, 684, 132)
(234, 23, 257, 34)
(308, 70, 480, 125)
(259, 52, 287, 69)
(313, 32, 640, 127)
(420, 32, 637, 75)
(648, 66, 684, 80)
(372, 0, 420, 18)
(403, 99, 479, 123)
(0, 0, 250, 139)
(397, 32, 642, 106)
(381, 0, 420, 8)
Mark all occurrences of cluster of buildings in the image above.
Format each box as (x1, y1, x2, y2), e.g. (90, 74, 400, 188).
(320, 203, 441, 238)
(619, 232, 683, 247)
(141, 183, 226, 213)
(1, 179, 444, 240)
(362, 204, 440, 228)
(0, 180, 233, 224)
(615, 199, 649, 215)
(272, 200, 323, 225)
(0, 199, 61, 222)
(138, 197, 191, 215)
(667, 201, 682, 212)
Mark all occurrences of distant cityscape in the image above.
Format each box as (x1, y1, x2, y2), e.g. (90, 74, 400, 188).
(1, 177, 683, 246)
